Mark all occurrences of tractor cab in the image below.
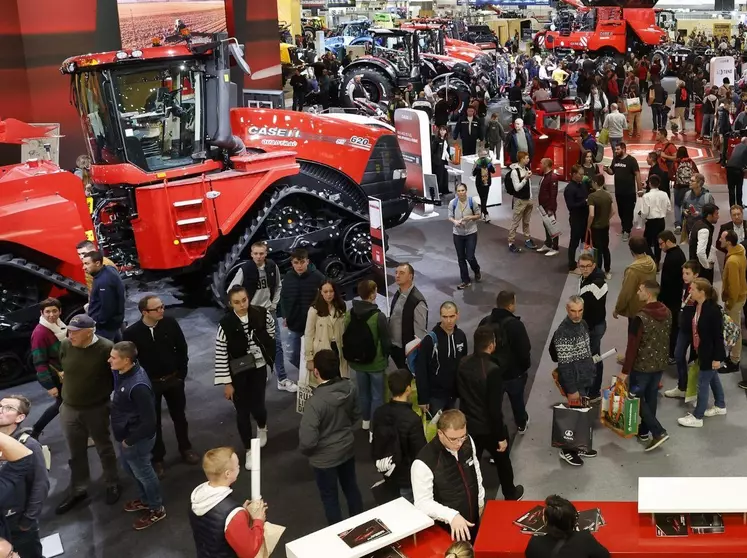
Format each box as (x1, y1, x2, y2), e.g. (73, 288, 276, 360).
(369, 29, 421, 85)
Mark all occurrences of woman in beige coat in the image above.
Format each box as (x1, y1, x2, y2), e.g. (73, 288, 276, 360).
(304, 280, 349, 383)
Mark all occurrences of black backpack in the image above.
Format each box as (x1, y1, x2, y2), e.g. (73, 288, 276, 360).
(342, 310, 378, 364)
(504, 169, 517, 196)
(371, 415, 402, 466)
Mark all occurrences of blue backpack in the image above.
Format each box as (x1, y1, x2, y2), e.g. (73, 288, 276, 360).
(406, 331, 438, 375)
(449, 196, 475, 213)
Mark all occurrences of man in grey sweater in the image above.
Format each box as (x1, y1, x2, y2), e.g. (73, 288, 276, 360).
(602, 103, 628, 150)
(299, 350, 363, 525)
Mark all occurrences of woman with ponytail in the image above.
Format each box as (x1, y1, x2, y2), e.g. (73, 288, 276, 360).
(445, 541, 474, 558)
(677, 278, 727, 428)
(526, 495, 609, 557)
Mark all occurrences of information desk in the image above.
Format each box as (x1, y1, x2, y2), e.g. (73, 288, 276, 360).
(285, 497, 434, 558)
(638, 477, 747, 516)
(398, 525, 453, 557)
(458, 154, 502, 207)
(474, 500, 747, 557)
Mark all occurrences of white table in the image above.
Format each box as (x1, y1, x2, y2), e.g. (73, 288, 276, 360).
(285, 497, 435, 558)
(457, 154, 503, 207)
(638, 477, 747, 516)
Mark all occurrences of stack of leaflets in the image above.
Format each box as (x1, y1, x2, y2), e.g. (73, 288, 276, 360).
(690, 513, 725, 534)
(338, 519, 391, 549)
(514, 506, 605, 535)
(654, 514, 688, 537)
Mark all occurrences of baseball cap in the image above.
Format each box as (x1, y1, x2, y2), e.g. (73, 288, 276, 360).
(67, 314, 96, 331)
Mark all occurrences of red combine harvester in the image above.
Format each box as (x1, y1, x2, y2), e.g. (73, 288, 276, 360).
(0, 32, 413, 384)
(535, 0, 667, 57)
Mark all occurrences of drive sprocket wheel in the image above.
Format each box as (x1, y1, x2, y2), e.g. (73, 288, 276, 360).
(264, 200, 317, 240)
(342, 222, 372, 269)
(0, 352, 24, 385)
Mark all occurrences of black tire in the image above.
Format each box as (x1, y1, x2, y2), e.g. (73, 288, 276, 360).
(340, 66, 394, 107)
(432, 78, 470, 115)
(653, 50, 670, 76)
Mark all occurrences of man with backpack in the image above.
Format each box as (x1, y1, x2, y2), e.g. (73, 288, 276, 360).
(506, 151, 536, 254)
(481, 291, 532, 433)
(579, 128, 602, 164)
(389, 263, 428, 369)
(343, 279, 390, 431)
(415, 302, 468, 415)
(448, 183, 482, 290)
(371, 369, 426, 503)
(653, 129, 676, 192)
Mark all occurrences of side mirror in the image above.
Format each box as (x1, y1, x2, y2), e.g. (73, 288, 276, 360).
(228, 41, 251, 76)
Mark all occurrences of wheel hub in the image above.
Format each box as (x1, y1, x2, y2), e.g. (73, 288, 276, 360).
(265, 202, 315, 239)
(342, 223, 373, 268)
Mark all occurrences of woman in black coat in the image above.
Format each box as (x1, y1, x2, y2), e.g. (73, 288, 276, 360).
(525, 495, 609, 558)
(677, 278, 726, 428)
(432, 126, 451, 196)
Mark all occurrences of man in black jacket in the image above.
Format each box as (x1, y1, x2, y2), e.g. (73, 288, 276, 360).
(0, 395, 48, 558)
(453, 106, 483, 156)
(415, 302, 468, 415)
(481, 291, 531, 433)
(0, 433, 33, 542)
(564, 165, 590, 273)
(457, 326, 524, 501)
(371, 369, 426, 503)
(658, 231, 686, 363)
(279, 248, 324, 375)
(577, 253, 608, 401)
(82, 250, 125, 341)
(124, 296, 199, 479)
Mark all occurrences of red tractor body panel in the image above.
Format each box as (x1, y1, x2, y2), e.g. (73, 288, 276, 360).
(130, 151, 299, 270)
(0, 161, 91, 285)
(231, 108, 391, 186)
(91, 160, 223, 186)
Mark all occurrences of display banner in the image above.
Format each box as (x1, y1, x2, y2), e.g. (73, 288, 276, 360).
(713, 22, 731, 38)
(301, 0, 326, 6)
(368, 197, 390, 316)
(710, 56, 735, 88)
(394, 108, 432, 216)
(470, 0, 550, 5)
(327, 0, 356, 6)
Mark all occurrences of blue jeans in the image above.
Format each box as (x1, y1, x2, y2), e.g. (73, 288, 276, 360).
(313, 457, 363, 525)
(285, 329, 302, 378)
(119, 436, 162, 510)
(428, 397, 456, 416)
(503, 374, 528, 429)
(453, 233, 480, 284)
(273, 314, 287, 381)
(674, 330, 690, 391)
(629, 370, 665, 438)
(354, 369, 385, 422)
(588, 321, 607, 398)
(609, 136, 622, 151)
(694, 368, 726, 419)
(673, 187, 687, 227)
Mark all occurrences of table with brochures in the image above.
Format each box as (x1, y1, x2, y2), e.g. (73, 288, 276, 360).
(474, 500, 747, 557)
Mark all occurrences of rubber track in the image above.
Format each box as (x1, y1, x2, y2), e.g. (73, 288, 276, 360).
(0, 254, 88, 299)
(209, 163, 369, 303)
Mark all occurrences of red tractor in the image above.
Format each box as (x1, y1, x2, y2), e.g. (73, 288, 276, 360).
(0, 32, 413, 383)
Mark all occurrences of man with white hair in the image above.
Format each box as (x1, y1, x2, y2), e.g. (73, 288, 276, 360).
(601, 103, 628, 151)
(347, 75, 368, 101)
(506, 118, 535, 165)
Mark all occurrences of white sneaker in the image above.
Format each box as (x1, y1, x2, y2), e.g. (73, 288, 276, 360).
(545, 250, 559, 257)
(258, 427, 268, 448)
(704, 406, 727, 417)
(361, 420, 370, 431)
(664, 387, 686, 399)
(245, 449, 253, 471)
(605, 272, 612, 281)
(277, 379, 298, 393)
(677, 413, 703, 428)
(536, 246, 550, 253)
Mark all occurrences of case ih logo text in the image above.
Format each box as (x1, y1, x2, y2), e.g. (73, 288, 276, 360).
(349, 136, 371, 150)
(247, 126, 301, 138)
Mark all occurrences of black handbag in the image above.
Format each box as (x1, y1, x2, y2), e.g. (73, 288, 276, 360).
(229, 353, 256, 376)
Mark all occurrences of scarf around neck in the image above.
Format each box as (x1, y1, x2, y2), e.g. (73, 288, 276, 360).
(39, 316, 68, 342)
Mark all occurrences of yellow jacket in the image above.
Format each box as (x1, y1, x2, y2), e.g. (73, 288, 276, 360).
(722, 244, 747, 306)
(615, 255, 657, 317)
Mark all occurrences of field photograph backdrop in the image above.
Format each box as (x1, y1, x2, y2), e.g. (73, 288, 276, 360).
(117, 0, 228, 49)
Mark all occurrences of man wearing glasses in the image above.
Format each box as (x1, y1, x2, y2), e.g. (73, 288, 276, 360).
(411, 410, 485, 542)
(0, 396, 48, 558)
(577, 253, 609, 403)
(124, 296, 200, 479)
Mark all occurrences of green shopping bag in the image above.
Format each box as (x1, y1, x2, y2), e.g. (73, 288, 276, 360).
(686, 361, 699, 403)
(598, 128, 609, 145)
(600, 379, 640, 437)
(422, 412, 438, 442)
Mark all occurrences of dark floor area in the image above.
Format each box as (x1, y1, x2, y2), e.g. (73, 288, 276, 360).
(4, 212, 569, 557)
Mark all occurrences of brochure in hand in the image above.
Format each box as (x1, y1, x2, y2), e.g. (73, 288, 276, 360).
(339, 518, 392, 549)
(655, 514, 688, 537)
(690, 513, 725, 534)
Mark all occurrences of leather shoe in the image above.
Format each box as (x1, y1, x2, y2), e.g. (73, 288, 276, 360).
(181, 450, 201, 466)
(55, 492, 88, 515)
(105, 484, 122, 505)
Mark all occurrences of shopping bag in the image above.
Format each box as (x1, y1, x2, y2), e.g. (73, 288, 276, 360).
(538, 206, 561, 239)
(633, 196, 645, 230)
(600, 379, 639, 438)
(551, 403, 594, 451)
(580, 230, 598, 263)
(453, 143, 462, 165)
(685, 360, 699, 404)
(295, 337, 315, 414)
(257, 522, 286, 558)
(422, 412, 439, 442)
(598, 128, 609, 145)
(551, 369, 566, 397)
(626, 97, 642, 113)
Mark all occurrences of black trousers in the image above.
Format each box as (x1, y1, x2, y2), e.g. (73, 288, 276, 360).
(568, 217, 587, 271)
(472, 433, 518, 500)
(232, 368, 268, 450)
(32, 394, 62, 435)
(615, 192, 636, 234)
(727, 167, 744, 208)
(434, 163, 449, 195)
(644, 218, 666, 267)
(590, 227, 611, 272)
(476, 185, 490, 216)
(668, 306, 680, 359)
(700, 267, 714, 285)
(390, 346, 406, 369)
(151, 375, 192, 463)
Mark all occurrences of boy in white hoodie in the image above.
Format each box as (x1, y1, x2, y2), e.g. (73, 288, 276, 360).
(189, 447, 266, 557)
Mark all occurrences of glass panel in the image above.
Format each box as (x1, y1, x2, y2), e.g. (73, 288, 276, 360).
(111, 64, 204, 172)
(74, 72, 124, 166)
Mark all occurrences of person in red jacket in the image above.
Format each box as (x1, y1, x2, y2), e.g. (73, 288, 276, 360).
(189, 447, 266, 557)
(606, 70, 620, 104)
(537, 157, 560, 256)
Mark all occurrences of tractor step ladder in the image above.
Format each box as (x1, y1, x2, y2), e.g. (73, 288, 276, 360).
(163, 178, 213, 259)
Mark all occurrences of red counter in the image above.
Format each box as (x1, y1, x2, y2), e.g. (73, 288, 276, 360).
(399, 526, 453, 557)
(474, 501, 747, 557)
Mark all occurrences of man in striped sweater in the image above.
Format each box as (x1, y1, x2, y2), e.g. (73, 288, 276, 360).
(215, 286, 276, 471)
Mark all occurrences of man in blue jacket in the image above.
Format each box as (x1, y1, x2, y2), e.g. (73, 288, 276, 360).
(82, 250, 125, 342)
(564, 164, 590, 274)
(506, 118, 535, 165)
